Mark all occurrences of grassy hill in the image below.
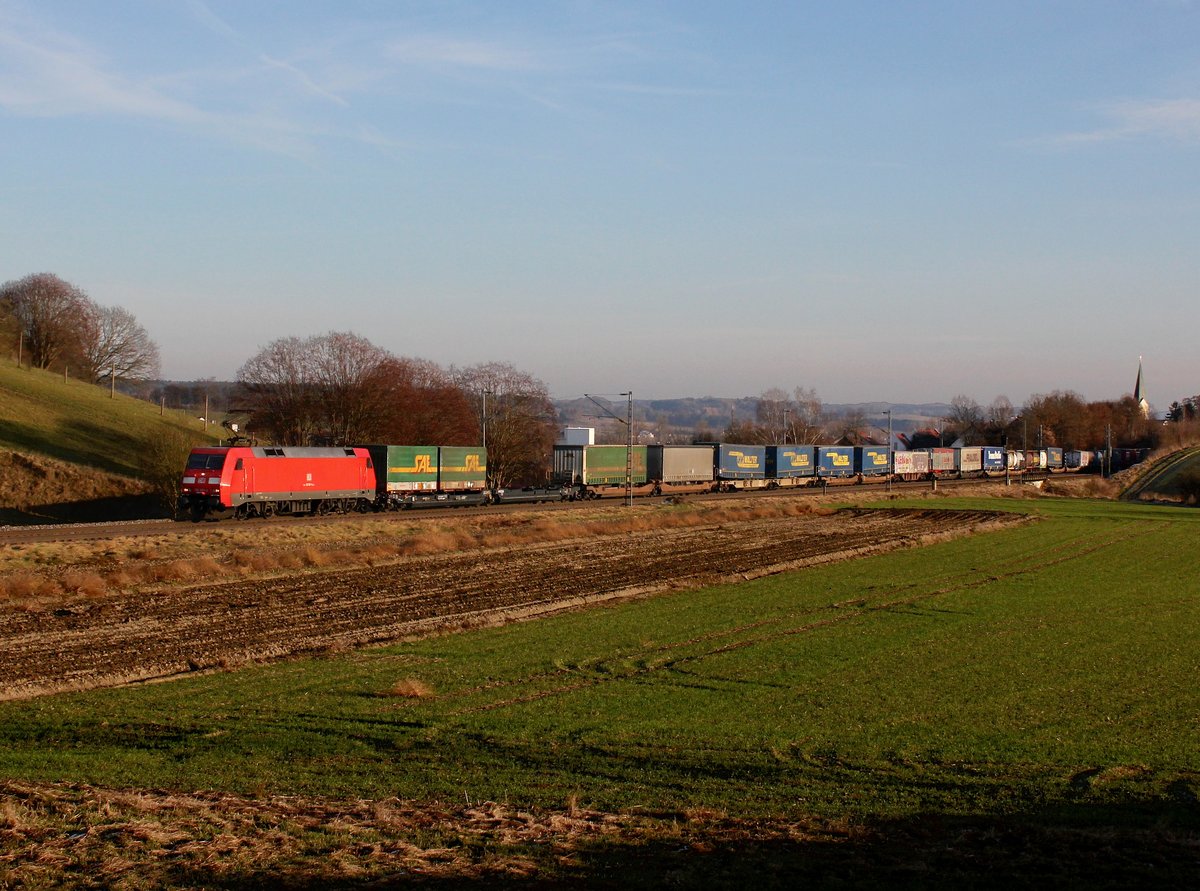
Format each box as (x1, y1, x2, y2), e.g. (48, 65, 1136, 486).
(1119, 446, 1200, 503)
(0, 362, 221, 520)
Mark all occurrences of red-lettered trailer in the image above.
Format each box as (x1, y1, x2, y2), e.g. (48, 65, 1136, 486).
(178, 446, 375, 520)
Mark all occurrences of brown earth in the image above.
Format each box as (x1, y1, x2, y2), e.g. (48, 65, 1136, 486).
(2, 779, 1194, 890)
(0, 450, 157, 524)
(0, 506, 1023, 701)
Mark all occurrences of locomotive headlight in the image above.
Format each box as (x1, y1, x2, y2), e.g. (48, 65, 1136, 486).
(183, 476, 196, 484)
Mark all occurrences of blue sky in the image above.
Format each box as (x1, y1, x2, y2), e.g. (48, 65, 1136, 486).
(1, 1, 1196, 407)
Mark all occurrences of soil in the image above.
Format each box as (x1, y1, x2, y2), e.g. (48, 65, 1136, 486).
(0, 450, 156, 524)
(0, 507, 1021, 701)
(2, 779, 1193, 890)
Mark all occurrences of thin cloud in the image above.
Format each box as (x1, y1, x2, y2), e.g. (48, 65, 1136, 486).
(0, 26, 204, 122)
(0, 12, 326, 156)
(386, 35, 543, 72)
(260, 54, 349, 107)
(1041, 98, 1200, 147)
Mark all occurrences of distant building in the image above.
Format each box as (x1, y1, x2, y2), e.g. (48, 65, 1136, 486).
(1134, 357, 1151, 419)
(559, 426, 595, 446)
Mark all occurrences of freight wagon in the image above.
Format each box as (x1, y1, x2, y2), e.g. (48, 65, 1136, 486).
(360, 444, 489, 508)
(553, 445, 650, 498)
(893, 450, 931, 480)
(930, 448, 957, 476)
(179, 446, 375, 521)
(648, 445, 716, 492)
(766, 445, 816, 487)
(816, 446, 855, 479)
(1045, 447, 1065, 472)
(710, 443, 767, 490)
(958, 447, 984, 476)
(982, 447, 1007, 475)
(855, 446, 892, 477)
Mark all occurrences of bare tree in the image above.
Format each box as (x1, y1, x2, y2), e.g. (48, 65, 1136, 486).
(82, 304, 161, 383)
(1021, 391, 1090, 450)
(372, 357, 477, 445)
(0, 273, 93, 370)
(236, 336, 322, 445)
(791, 386, 825, 444)
(454, 361, 558, 488)
(945, 394, 984, 444)
(308, 332, 391, 444)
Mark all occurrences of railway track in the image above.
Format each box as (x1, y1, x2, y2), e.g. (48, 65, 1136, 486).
(0, 472, 1053, 546)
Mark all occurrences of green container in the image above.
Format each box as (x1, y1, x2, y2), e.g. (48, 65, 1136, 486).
(379, 445, 438, 492)
(583, 445, 648, 485)
(438, 447, 487, 490)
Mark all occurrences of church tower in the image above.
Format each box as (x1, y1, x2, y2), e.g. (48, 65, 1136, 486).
(1134, 356, 1150, 418)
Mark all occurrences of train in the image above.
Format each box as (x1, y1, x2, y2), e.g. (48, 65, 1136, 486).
(551, 443, 1102, 499)
(178, 440, 1113, 520)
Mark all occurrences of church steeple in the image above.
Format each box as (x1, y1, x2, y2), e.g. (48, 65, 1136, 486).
(1134, 356, 1150, 418)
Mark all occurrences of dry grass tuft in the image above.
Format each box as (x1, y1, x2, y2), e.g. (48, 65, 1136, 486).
(301, 546, 332, 567)
(60, 570, 109, 599)
(383, 678, 435, 699)
(152, 556, 222, 583)
(0, 572, 44, 601)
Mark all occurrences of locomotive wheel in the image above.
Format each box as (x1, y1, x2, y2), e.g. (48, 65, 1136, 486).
(261, 503, 275, 518)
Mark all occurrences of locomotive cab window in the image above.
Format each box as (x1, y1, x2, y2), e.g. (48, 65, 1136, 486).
(234, 459, 244, 470)
(186, 453, 225, 470)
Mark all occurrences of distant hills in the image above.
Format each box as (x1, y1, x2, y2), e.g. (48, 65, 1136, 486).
(555, 396, 953, 440)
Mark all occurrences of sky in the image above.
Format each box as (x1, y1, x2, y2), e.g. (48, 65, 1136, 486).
(1, 1, 1197, 407)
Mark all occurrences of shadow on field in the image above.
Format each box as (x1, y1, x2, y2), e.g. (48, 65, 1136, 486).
(156, 802, 1199, 890)
(0, 493, 167, 524)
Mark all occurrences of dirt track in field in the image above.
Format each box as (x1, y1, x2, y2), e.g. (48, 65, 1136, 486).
(0, 508, 1021, 701)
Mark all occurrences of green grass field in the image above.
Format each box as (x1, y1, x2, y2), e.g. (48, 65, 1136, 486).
(0, 361, 217, 477)
(1, 496, 1196, 837)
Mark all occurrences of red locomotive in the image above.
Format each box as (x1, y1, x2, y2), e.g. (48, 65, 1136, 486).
(178, 446, 375, 521)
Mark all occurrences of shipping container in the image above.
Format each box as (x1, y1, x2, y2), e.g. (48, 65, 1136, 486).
(712, 443, 766, 480)
(366, 445, 438, 492)
(437, 446, 487, 491)
(855, 446, 892, 476)
(648, 444, 716, 484)
(817, 446, 855, 478)
(1025, 450, 1047, 470)
(958, 447, 983, 474)
(894, 450, 930, 478)
(1046, 447, 1064, 470)
(552, 445, 648, 486)
(982, 447, 1006, 473)
(766, 445, 816, 478)
(930, 448, 957, 474)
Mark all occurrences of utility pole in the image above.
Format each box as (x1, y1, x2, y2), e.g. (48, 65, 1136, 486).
(624, 392, 633, 507)
(583, 391, 635, 507)
(884, 408, 892, 492)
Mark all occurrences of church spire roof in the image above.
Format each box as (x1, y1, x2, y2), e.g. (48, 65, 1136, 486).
(1134, 356, 1150, 418)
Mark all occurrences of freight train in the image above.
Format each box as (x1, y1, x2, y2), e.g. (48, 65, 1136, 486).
(179, 441, 1109, 520)
(550, 443, 1075, 499)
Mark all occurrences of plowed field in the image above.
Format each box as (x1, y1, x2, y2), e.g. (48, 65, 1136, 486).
(0, 508, 1020, 701)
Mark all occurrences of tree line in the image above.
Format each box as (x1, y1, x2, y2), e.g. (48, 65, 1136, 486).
(234, 333, 558, 488)
(0, 273, 160, 383)
(695, 387, 1160, 452)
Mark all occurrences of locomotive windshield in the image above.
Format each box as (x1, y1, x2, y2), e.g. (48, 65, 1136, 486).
(186, 453, 226, 471)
